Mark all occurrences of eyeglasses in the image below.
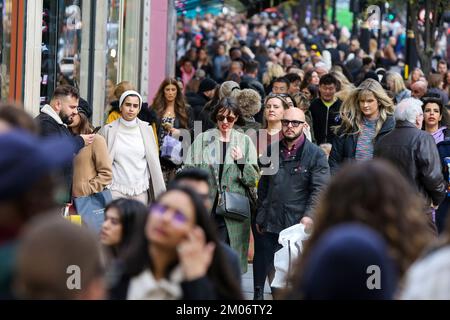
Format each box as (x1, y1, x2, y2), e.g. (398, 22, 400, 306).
(281, 119, 305, 127)
(149, 203, 188, 226)
(216, 115, 236, 123)
(268, 93, 289, 98)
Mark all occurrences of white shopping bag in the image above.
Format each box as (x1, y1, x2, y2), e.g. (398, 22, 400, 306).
(271, 223, 310, 288)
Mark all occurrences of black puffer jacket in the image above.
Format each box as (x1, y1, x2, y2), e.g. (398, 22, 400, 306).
(374, 121, 446, 207)
(256, 137, 330, 234)
(329, 116, 395, 175)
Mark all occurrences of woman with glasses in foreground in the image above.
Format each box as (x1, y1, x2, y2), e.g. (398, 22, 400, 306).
(108, 186, 242, 300)
(185, 97, 259, 274)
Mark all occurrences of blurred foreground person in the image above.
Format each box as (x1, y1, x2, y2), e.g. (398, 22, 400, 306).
(0, 103, 39, 134)
(170, 168, 242, 282)
(288, 224, 398, 300)
(0, 131, 76, 298)
(109, 187, 242, 300)
(101, 199, 148, 268)
(400, 216, 450, 299)
(14, 215, 105, 299)
(286, 160, 432, 297)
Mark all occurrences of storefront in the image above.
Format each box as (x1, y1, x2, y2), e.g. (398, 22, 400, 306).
(1, 0, 176, 126)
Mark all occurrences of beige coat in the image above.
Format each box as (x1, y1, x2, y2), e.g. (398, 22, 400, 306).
(72, 134, 113, 197)
(99, 119, 166, 201)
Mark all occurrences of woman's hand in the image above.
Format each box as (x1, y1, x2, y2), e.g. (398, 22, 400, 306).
(177, 226, 216, 281)
(231, 146, 244, 161)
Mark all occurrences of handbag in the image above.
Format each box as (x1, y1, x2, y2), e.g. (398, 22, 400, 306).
(73, 189, 113, 233)
(215, 188, 250, 222)
(160, 134, 183, 165)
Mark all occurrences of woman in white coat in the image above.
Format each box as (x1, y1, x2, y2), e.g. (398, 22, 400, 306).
(100, 90, 165, 204)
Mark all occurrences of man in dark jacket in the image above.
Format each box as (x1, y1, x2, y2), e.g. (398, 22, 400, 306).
(186, 78, 217, 122)
(241, 60, 265, 123)
(35, 85, 94, 203)
(374, 98, 446, 230)
(255, 108, 330, 298)
(309, 73, 342, 144)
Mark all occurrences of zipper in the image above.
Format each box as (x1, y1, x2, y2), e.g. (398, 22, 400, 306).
(325, 105, 330, 142)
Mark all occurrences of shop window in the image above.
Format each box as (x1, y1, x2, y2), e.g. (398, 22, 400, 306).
(0, 0, 12, 100)
(40, 0, 84, 106)
(104, 0, 120, 118)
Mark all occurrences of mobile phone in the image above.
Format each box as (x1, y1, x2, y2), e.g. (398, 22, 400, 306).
(92, 126, 101, 134)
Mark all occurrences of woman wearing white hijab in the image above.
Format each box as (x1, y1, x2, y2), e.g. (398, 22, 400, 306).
(100, 90, 165, 204)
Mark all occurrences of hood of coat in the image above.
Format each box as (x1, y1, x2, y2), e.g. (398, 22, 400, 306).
(41, 104, 66, 127)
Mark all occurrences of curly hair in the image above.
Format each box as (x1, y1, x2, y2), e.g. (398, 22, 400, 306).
(335, 78, 394, 136)
(151, 78, 189, 128)
(286, 160, 433, 298)
(236, 88, 262, 117)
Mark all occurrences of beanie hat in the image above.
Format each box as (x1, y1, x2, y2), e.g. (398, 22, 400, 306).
(198, 78, 217, 94)
(119, 90, 143, 111)
(77, 97, 92, 119)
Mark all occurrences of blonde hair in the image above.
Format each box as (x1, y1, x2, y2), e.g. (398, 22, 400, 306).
(386, 71, 407, 94)
(114, 81, 135, 100)
(330, 71, 356, 102)
(336, 79, 394, 136)
(262, 62, 285, 87)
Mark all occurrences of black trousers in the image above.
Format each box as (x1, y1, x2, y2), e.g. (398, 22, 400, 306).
(251, 224, 281, 290)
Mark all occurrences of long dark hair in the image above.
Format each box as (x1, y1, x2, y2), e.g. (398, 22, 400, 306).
(103, 199, 148, 258)
(286, 160, 432, 299)
(121, 186, 243, 299)
(152, 78, 189, 128)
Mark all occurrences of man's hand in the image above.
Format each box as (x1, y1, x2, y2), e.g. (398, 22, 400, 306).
(299, 216, 313, 234)
(80, 134, 95, 146)
(255, 224, 263, 235)
(177, 226, 216, 281)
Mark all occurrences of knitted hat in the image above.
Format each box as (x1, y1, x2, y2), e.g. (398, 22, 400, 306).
(198, 78, 217, 94)
(119, 90, 143, 111)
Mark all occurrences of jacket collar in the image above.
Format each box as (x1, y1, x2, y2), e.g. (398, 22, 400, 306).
(41, 104, 66, 127)
(395, 120, 417, 129)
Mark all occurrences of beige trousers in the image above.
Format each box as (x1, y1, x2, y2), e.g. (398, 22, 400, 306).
(111, 190, 149, 205)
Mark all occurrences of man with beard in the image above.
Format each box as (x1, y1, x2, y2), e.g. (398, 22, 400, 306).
(254, 107, 330, 299)
(36, 85, 94, 203)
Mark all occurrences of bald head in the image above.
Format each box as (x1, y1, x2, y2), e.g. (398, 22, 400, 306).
(282, 108, 306, 142)
(284, 107, 306, 122)
(411, 81, 428, 99)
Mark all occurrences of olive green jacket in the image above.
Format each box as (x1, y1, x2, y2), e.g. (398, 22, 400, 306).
(185, 129, 260, 273)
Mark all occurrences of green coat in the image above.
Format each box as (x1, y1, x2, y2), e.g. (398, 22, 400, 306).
(185, 129, 260, 273)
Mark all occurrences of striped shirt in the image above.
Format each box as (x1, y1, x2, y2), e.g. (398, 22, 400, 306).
(355, 118, 377, 161)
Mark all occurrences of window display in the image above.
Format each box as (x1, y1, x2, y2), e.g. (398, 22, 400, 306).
(40, 0, 83, 106)
(0, 0, 12, 100)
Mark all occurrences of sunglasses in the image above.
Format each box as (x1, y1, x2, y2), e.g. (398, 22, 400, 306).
(149, 203, 188, 226)
(216, 115, 236, 123)
(281, 119, 305, 127)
